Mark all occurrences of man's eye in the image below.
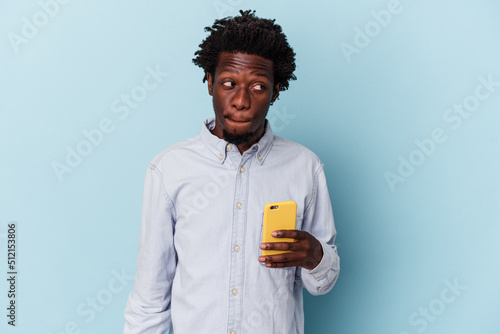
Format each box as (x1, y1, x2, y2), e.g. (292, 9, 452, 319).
(253, 84, 266, 90)
(222, 81, 234, 87)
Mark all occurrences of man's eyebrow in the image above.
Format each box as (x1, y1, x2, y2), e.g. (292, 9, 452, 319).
(219, 68, 272, 80)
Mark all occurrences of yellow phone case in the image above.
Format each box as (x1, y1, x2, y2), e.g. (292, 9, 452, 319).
(262, 200, 297, 256)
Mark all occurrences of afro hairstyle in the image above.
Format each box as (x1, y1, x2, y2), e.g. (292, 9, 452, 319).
(192, 9, 297, 92)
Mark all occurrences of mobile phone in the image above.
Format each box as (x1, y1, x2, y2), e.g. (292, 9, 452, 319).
(262, 200, 297, 256)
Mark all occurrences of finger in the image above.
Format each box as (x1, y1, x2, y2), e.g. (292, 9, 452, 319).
(265, 259, 305, 268)
(262, 256, 319, 270)
(272, 229, 307, 239)
(260, 241, 304, 251)
(259, 252, 302, 264)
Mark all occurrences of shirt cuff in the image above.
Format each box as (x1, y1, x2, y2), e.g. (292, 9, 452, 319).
(305, 238, 334, 280)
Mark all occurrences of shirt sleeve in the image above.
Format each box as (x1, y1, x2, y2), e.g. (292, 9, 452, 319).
(299, 163, 340, 296)
(124, 164, 177, 333)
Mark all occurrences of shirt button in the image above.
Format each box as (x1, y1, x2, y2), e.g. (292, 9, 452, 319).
(234, 245, 240, 252)
(257, 155, 262, 161)
(232, 288, 238, 296)
(240, 166, 246, 173)
(219, 154, 223, 160)
(237, 202, 243, 209)
(227, 144, 232, 150)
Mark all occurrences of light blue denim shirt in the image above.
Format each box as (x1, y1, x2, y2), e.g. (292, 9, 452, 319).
(124, 118, 340, 334)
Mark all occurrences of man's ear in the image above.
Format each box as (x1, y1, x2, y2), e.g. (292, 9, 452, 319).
(207, 73, 214, 96)
(271, 83, 282, 103)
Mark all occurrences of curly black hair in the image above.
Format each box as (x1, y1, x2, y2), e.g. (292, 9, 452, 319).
(192, 9, 297, 92)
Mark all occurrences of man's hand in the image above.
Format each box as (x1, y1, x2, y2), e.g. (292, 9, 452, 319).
(258, 230, 323, 270)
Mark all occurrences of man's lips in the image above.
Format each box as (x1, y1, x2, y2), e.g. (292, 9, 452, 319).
(225, 116, 252, 123)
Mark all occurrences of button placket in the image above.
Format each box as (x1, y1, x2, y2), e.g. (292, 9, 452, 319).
(227, 153, 252, 333)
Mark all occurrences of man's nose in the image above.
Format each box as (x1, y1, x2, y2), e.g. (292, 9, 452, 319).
(232, 87, 250, 110)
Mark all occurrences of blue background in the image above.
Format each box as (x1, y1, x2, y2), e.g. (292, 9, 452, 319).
(1, 0, 499, 333)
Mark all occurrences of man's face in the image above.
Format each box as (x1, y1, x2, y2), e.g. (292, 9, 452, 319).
(207, 52, 281, 149)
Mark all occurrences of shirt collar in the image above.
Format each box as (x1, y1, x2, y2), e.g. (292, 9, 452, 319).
(200, 117, 274, 165)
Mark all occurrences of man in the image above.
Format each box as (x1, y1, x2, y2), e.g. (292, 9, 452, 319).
(124, 10, 340, 334)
